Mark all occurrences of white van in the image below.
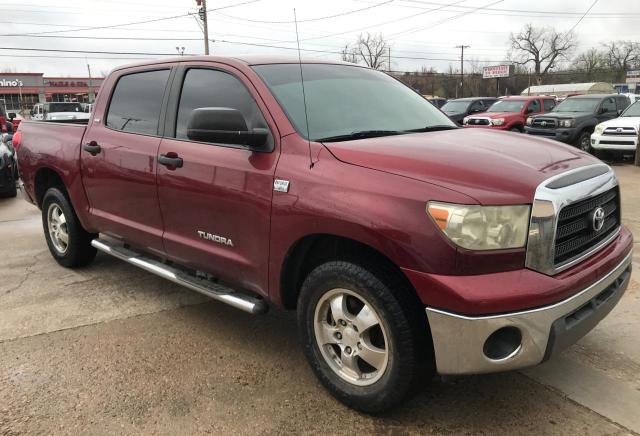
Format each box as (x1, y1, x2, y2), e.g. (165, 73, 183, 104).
(31, 102, 91, 121)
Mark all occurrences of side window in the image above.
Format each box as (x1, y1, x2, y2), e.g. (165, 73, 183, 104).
(175, 68, 268, 142)
(616, 96, 629, 111)
(106, 69, 170, 135)
(469, 101, 484, 112)
(543, 99, 555, 112)
(601, 98, 616, 113)
(528, 99, 540, 113)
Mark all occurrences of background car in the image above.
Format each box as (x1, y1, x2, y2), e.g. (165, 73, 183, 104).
(591, 100, 640, 158)
(441, 97, 498, 125)
(525, 94, 631, 151)
(423, 95, 447, 109)
(463, 96, 556, 132)
(0, 133, 17, 197)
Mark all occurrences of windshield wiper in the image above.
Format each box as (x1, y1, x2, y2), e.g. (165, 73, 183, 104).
(404, 125, 459, 133)
(317, 130, 402, 142)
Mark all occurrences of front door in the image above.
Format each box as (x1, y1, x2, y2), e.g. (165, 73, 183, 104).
(80, 68, 172, 255)
(156, 65, 279, 296)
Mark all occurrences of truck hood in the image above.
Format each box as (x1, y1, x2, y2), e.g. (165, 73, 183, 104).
(600, 117, 640, 128)
(468, 111, 519, 119)
(324, 129, 599, 205)
(534, 111, 589, 119)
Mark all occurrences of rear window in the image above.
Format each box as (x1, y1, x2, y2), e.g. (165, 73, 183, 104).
(106, 69, 170, 135)
(47, 103, 83, 113)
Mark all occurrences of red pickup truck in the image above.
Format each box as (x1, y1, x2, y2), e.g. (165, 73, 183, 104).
(15, 56, 633, 412)
(463, 95, 556, 132)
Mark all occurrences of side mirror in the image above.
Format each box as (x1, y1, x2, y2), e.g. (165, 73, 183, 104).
(526, 107, 536, 114)
(598, 107, 608, 114)
(187, 107, 269, 149)
(7, 112, 16, 120)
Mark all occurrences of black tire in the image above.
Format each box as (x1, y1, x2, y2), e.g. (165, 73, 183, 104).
(298, 261, 433, 413)
(575, 131, 593, 153)
(510, 126, 522, 133)
(42, 187, 97, 267)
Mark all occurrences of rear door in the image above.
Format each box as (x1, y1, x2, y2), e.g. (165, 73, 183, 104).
(598, 97, 618, 122)
(156, 64, 279, 296)
(80, 67, 173, 255)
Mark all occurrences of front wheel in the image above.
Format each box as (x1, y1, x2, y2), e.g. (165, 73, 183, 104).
(42, 187, 97, 267)
(298, 261, 433, 413)
(576, 131, 593, 153)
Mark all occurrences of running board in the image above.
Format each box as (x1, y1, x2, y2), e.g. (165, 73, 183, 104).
(91, 239, 268, 315)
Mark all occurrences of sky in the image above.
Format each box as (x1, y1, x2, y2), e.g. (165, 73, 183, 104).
(0, 0, 638, 77)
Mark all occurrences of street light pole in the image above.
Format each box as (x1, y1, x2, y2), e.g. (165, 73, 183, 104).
(455, 45, 470, 98)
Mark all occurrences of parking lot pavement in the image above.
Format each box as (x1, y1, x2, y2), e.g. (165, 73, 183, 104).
(1, 165, 639, 435)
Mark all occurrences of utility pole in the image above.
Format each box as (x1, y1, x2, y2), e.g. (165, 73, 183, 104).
(388, 47, 391, 72)
(86, 62, 94, 103)
(197, 0, 209, 55)
(455, 45, 470, 98)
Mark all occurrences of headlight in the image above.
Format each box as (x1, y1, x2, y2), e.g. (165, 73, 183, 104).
(594, 123, 605, 135)
(427, 202, 531, 250)
(526, 117, 533, 126)
(491, 118, 505, 126)
(463, 117, 469, 125)
(559, 119, 575, 128)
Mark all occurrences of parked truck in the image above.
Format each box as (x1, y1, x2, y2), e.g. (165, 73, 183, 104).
(15, 56, 633, 412)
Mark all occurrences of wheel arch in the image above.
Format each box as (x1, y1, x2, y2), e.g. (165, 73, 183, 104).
(34, 166, 67, 207)
(278, 233, 421, 312)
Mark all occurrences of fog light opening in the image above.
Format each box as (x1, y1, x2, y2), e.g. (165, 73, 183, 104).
(483, 326, 522, 361)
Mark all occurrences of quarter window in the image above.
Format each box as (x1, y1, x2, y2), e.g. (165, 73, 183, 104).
(106, 69, 170, 135)
(175, 68, 268, 141)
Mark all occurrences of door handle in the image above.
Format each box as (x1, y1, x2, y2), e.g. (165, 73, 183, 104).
(83, 141, 101, 156)
(158, 153, 183, 169)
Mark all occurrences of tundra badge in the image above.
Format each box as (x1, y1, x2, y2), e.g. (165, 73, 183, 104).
(273, 179, 290, 192)
(197, 231, 234, 247)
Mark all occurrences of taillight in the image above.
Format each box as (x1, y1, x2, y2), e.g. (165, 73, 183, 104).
(12, 130, 22, 150)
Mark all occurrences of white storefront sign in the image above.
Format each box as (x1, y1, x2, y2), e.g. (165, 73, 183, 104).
(482, 65, 511, 79)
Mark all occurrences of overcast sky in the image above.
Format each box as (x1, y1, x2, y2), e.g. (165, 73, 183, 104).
(0, 0, 638, 77)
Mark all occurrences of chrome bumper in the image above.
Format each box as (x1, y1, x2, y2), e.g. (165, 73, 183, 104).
(426, 250, 632, 375)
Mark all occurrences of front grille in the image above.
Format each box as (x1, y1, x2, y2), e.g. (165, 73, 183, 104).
(532, 118, 557, 128)
(468, 118, 490, 126)
(554, 188, 620, 265)
(603, 127, 637, 136)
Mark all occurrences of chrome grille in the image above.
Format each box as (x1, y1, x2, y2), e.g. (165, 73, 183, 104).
(467, 118, 490, 126)
(603, 126, 637, 136)
(553, 188, 620, 265)
(531, 118, 557, 128)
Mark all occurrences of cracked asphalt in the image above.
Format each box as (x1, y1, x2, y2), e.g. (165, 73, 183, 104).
(1, 164, 639, 435)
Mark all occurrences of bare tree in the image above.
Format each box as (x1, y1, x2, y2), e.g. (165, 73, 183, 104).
(573, 48, 606, 80)
(340, 44, 358, 64)
(509, 24, 576, 84)
(348, 33, 389, 70)
(602, 41, 639, 76)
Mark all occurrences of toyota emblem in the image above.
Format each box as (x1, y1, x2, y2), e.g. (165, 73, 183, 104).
(541, 121, 547, 127)
(616, 127, 623, 133)
(591, 207, 605, 232)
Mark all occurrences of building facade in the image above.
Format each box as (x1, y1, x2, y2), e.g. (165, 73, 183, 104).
(0, 72, 104, 113)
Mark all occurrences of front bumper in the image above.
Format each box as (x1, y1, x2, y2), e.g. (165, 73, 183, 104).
(591, 133, 638, 151)
(525, 126, 577, 143)
(426, 250, 632, 375)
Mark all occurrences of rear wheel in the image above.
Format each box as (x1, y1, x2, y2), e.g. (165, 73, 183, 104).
(576, 131, 593, 153)
(510, 126, 522, 133)
(298, 261, 433, 413)
(42, 187, 97, 267)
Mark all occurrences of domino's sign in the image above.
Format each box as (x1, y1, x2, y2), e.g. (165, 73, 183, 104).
(0, 79, 24, 87)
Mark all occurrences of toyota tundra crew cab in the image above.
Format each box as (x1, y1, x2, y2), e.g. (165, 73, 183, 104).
(463, 96, 555, 132)
(15, 57, 633, 413)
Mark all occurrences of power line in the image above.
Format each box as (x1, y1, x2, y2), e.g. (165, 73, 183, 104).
(213, 0, 394, 23)
(0, 0, 260, 37)
(0, 46, 195, 56)
(568, 0, 600, 33)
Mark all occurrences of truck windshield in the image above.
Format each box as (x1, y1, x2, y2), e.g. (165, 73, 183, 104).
(440, 101, 470, 113)
(552, 98, 600, 113)
(487, 100, 525, 112)
(47, 103, 83, 113)
(621, 101, 640, 117)
(253, 63, 456, 142)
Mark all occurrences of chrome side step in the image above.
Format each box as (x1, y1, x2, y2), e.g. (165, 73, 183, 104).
(91, 239, 268, 315)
